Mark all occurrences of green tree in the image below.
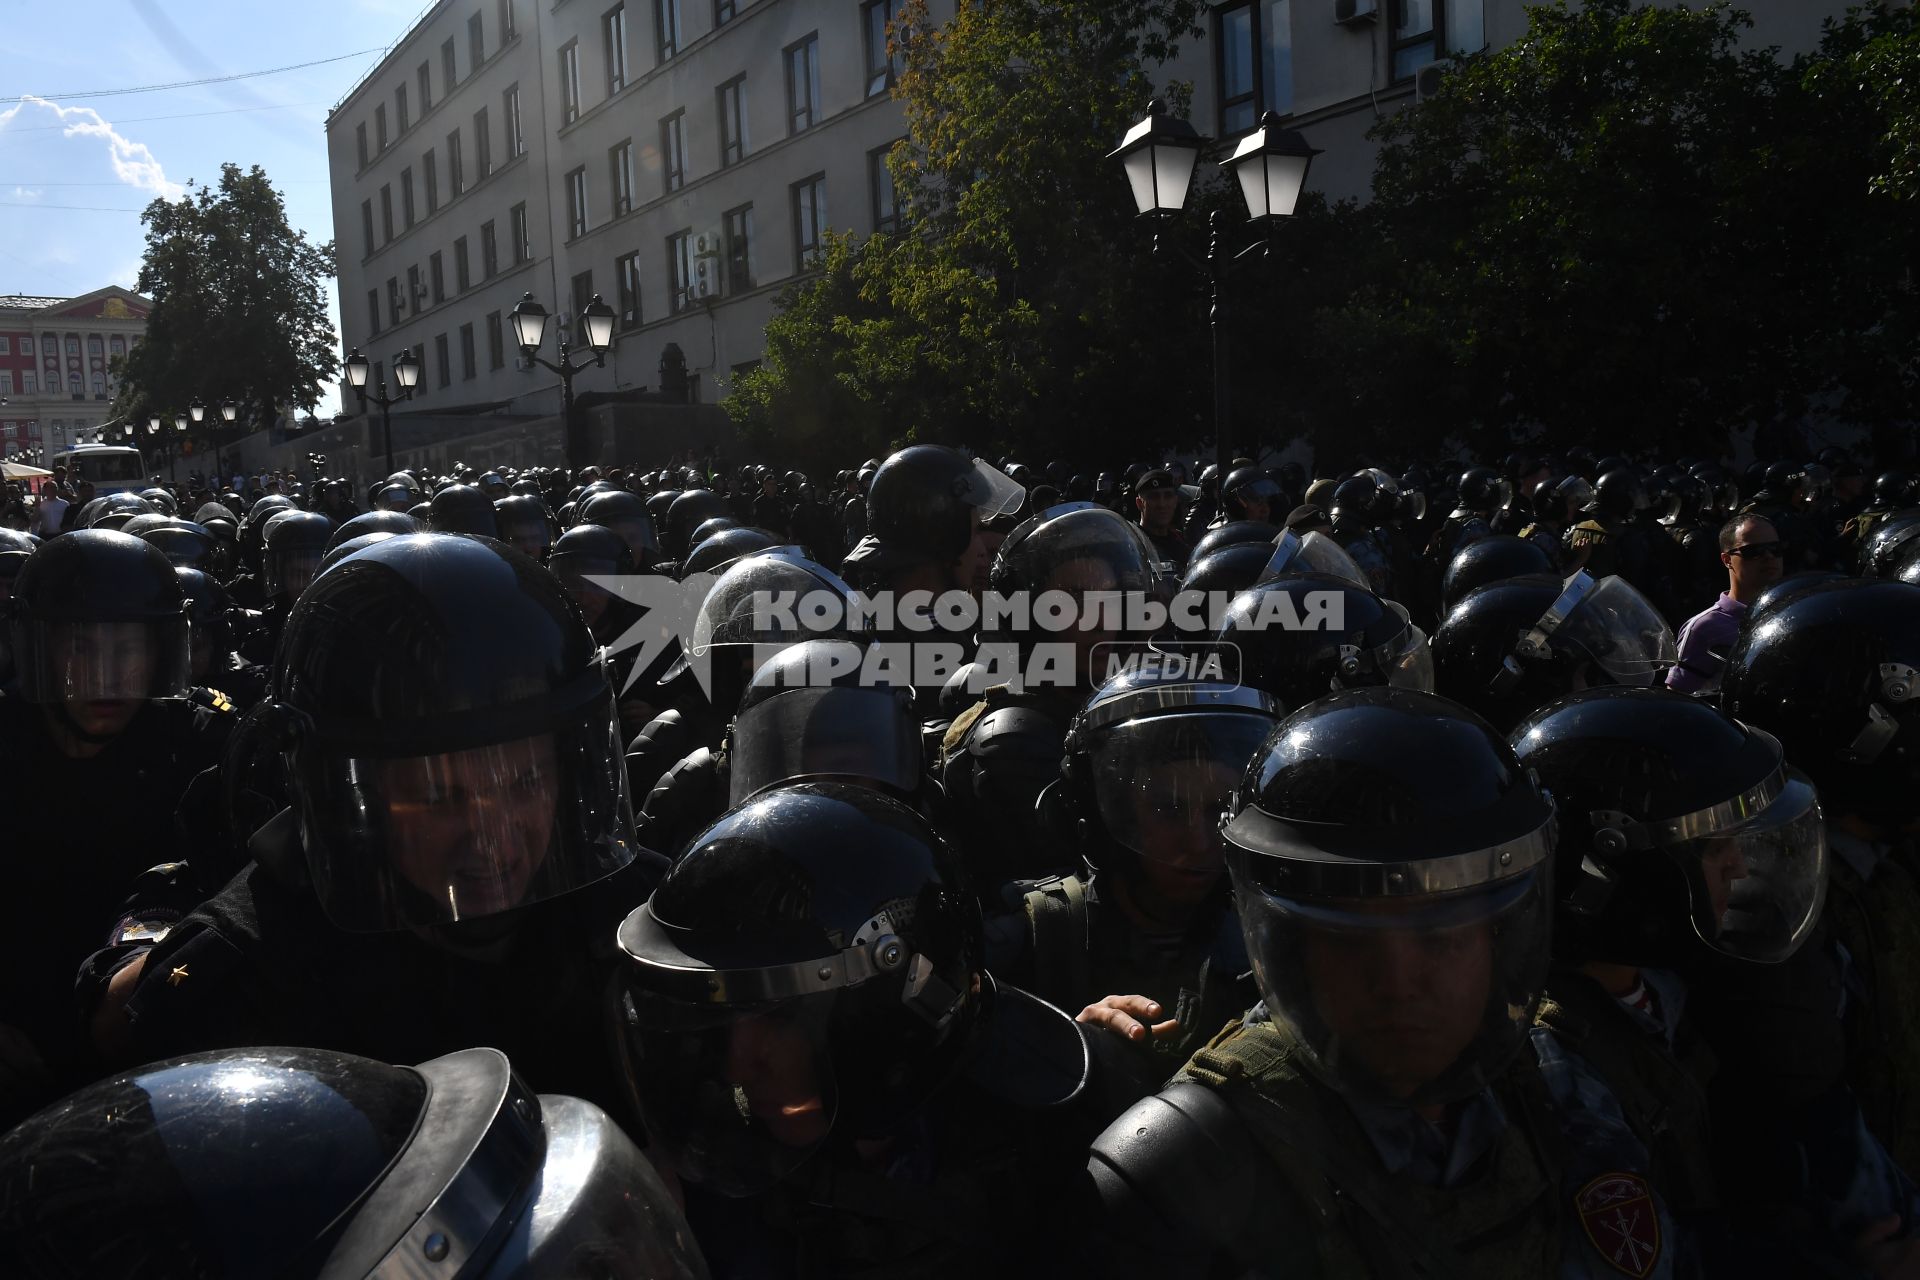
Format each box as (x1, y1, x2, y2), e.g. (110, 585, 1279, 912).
(729, 0, 1210, 468)
(112, 163, 337, 447)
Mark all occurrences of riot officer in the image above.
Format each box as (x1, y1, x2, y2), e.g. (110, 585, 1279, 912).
(0, 531, 222, 1124)
(1566, 468, 1652, 584)
(1437, 533, 1556, 617)
(613, 780, 1090, 1276)
(175, 566, 265, 714)
(1214, 465, 1285, 529)
(1722, 577, 1920, 1177)
(1087, 688, 1680, 1278)
(1212, 572, 1432, 712)
(990, 670, 1278, 1103)
(1327, 474, 1401, 603)
(1132, 467, 1191, 575)
(1428, 464, 1507, 568)
(1519, 473, 1591, 565)
(108, 533, 667, 1125)
(0, 1045, 709, 1279)
(663, 489, 735, 566)
(427, 482, 499, 538)
(839, 445, 1023, 600)
(1513, 687, 1920, 1276)
(493, 493, 554, 562)
(1431, 570, 1676, 733)
(580, 489, 660, 571)
(237, 509, 332, 665)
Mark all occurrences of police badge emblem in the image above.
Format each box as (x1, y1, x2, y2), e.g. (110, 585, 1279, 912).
(1575, 1171, 1661, 1278)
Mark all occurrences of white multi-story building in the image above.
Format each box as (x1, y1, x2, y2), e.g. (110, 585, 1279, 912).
(0, 286, 152, 460)
(326, 0, 1853, 455)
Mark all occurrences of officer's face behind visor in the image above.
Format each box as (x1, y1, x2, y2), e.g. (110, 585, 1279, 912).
(16, 618, 187, 737)
(1678, 769, 1827, 963)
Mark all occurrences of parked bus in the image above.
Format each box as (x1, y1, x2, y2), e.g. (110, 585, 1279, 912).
(50, 444, 148, 496)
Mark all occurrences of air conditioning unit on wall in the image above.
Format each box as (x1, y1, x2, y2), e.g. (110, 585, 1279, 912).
(1414, 59, 1449, 103)
(1334, 0, 1378, 26)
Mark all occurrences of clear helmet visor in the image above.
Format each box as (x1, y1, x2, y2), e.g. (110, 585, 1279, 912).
(1547, 574, 1677, 685)
(1227, 854, 1551, 1108)
(618, 989, 839, 1198)
(290, 701, 638, 931)
(12, 617, 190, 704)
(1089, 712, 1276, 869)
(690, 555, 856, 655)
(265, 550, 324, 600)
(728, 686, 922, 807)
(958, 458, 1026, 521)
(1679, 770, 1828, 963)
(1260, 530, 1370, 591)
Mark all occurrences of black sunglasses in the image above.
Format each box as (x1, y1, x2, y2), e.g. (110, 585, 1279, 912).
(1729, 542, 1786, 559)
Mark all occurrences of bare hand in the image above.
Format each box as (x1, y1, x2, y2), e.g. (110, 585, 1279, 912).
(1077, 994, 1179, 1045)
(1853, 1215, 1920, 1279)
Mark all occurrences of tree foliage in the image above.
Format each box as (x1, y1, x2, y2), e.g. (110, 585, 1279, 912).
(113, 164, 337, 443)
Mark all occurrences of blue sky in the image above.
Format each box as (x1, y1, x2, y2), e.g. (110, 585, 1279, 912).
(1, 0, 432, 412)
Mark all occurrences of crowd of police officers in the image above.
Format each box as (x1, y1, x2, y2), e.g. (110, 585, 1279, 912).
(0, 440, 1918, 1277)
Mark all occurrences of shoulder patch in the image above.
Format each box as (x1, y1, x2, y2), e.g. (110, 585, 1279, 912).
(1575, 1171, 1662, 1278)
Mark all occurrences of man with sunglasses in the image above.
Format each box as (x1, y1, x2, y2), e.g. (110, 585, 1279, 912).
(1667, 515, 1783, 694)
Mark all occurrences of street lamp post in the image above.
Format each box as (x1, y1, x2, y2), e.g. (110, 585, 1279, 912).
(1109, 103, 1320, 476)
(343, 348, 421, 474)
(511, 292, 615, 473)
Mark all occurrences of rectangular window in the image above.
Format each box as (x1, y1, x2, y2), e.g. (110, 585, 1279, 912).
(469, 11, 485, 68)
(356, 122, 369, 168)
(419, 61, 433, 112)
(380, 185, 394, 241)
(20, 373, 34, 394)
(474, 107, 491, 178)
(1447, 0, 1483, 60)
(424, 149, 439, 213)
(407, 264, 423, 312)
(487, 311, 505, 369)
(717, 76, 746, 166)
(723, 203, 753, 293)
(869, 143, 899, 233)
(511, 202, 530, 263)
(368, 289, 381, 335)
(397, 83, 410, 132)
(0, 373, 10, 396)
(18, 337, 28, 355)
(571, 270, 595, 321)
(504, 85, 524, 157)
(460, 323, 476, 380)
(863, 2, 904, 98)
(443, 37, 458, 89)
(616, 251, 642, 329)
(448, 128, 464, 195)
(1217, 3, 1257, 135)
(655, 0, 681, 61)
(605, 4, 629, 95)
(401, 167, 416, 227)
(1264, 0, 1294, 119)
(500, 0, 516, 40)
(430, 250, 446, 302)
(566, 166, 588, 239)
(454, 236, 471, 291)
(661, 110, 686, 193)
(610, 140, 635, 216)
(791, 173, 826, 268)
(361, 199, 375, 256)
(560, 42, 582, 124)
(786, 35, 821, 135)
(0, 337, 9, 354)
(667, 229, 693, 313)
(481, 220, 499, 277)
(387, 276, 401, 327)
(436, 332, 451, 387)
(376, 103, 389, 151)
(91, 374, 105, 397)
(1391, 0, 1435, 81)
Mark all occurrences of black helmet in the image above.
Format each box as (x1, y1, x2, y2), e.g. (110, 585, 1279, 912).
(1439, 534, 1557, 615)
(1328, 476, 1379, 531)
(262, 510, 334, 600)
(1664, 474, 1710, 526)
(989, 503, 1159, 683)
(1214, 574, 1432, 710)
(1222, 688, 1555, 1106)
(1873, 471, 1914, 509)
(493, 495, 554, 562)
(175, 566, 234, 675)
(139, 519, 217, 571)
(867, 446, 1024, 564)
(271, 533, 641, 931)
(326, 509, 421, 552)
(1058, 669, 1279, 888)
(664, 490, 733, 562)
(681, 551, 857, 711)
(1512, 688, 1827, 967)
(1763, 460, 1804, 500)
(726, 640, 922, 807)
(137, 486, 178, 516)
(681, 526, 780, 581)
(1591, 468, 1650, 518)
(647, 488, 683, 529)
(690, 516, 738, 548)
(581, 490, 660, 567)
(1221, 467, 1283, 522)
(1431, 571, 1676, 734)
(1860, 513, 1920, 577)
(1720, 578, 1920, 826)
(0, 1045, 707, 1279)
(428, 484, 499, 538)
(1258, 528, 1381, 592)
(6, 530, 190, 706)
(1180, 542, 1281, 599)
(1748, 570, 1846, 621)
(614, 781, 988, 1195)
(1452, 466, 1511, 515)
(1189, 520, 1281, 566)
(478, 470, 509, 499)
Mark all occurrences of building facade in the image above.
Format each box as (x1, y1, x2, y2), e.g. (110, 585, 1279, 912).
(0, 287, 152, 460)
(326, 0, 1853, 456)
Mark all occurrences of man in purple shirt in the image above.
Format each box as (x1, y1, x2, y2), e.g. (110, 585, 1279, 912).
(1666, 514, 1783, 694)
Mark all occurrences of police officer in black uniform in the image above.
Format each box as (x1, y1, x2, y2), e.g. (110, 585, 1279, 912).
(1131, 467, 1190, 575)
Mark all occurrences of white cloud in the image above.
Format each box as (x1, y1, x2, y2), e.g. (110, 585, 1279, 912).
(0, 95, 184, 200)
(10, 187, 44, 201)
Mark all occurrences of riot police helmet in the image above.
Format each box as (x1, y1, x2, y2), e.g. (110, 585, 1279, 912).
(690, 515, 738, 548)
(1590, 468, 1651, 518)
(1860, 513, 1920, 577)
(262, 510, 334, 601)
(492, 495, 554, 562)
(1214, 574, 1433, 710)
(1873, 472, 1914, 510)
(581, 490, 660, 566)
(7, 529, 190, 708)
(1189, 520, 1281, 566)
(664, 489, 734, 561)
(865, 446, 1024, 566)
(138, 519, 217, 571)
(1220, 466, 1284, 523)
(680, 526, 781, 581)
(1439, 534, 1557, 615)
(726, 639, 922, 807)
(1512, 688, 1826, 967)
(326, 510, 420, 553)
(1180, 542, 1279, 598)
(1255, 528, 1371, 591)
(428, 483, 499, 538)
(1222, 688, 1555, 1106)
